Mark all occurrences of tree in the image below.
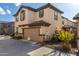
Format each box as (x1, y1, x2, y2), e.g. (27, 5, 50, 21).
(58, 30, 74, 44)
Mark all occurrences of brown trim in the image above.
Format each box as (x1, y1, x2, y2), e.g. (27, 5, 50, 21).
(19, 20, 51, 27)
(19, 24, 50, 27)
(19, 24, 29, 27)
(22, 26, 41, 29)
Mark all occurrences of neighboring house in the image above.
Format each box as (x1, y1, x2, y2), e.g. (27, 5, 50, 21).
(0, 21, 14, 35)
(73, 13, 79, 49)
(0, 21, 8, 35)
(14, 3, 63, 42)
(73, 13, 79, 39)
(61, 16, 77, 32)
(6, 22, 14, 35)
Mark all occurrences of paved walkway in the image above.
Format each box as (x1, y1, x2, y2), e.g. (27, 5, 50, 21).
(27, 46, 76, 56)
(27, 47, 53, 56)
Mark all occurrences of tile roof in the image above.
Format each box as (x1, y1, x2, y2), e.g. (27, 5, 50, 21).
(19, 20, 51, 27)
(29, 20, 51, 26)
(13, 3, 63, 16)
(73, 13, 79, 19)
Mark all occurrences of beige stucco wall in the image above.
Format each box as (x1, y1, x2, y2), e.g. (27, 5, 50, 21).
(76, 20, 79, 37)
(15, 8, 37, 33)
(36, 7, 62, 37)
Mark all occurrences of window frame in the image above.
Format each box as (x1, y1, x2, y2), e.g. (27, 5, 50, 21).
(39, 9, 44, 18)
(62, 21, 64, 25)
(20, 10, 25, 21)
(15, 16, 18, 22)
(54, 11, 58, 20)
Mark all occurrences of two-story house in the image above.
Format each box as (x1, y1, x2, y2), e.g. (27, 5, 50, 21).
(13, 3, 63, 42)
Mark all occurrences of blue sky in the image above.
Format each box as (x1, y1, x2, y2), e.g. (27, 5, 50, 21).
(0, 3, 79, 22)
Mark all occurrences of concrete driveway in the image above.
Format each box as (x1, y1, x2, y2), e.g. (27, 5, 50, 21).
(0, 39, 40, 56)
(0, 39, 76, 56)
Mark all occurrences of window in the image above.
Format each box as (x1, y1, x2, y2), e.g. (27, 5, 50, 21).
(18, 28, 23, 33)
(54, 11, 58, 20)
(39, 9, 44, 18)
(20, 10, 25, 21)
(62, 21, 64, 25)
(15, 16, 18, 22)
(16, 27, 23, 34)
(16, 27, 18, 34)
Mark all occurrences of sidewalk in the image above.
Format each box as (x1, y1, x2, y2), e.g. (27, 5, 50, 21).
(27, 47, 53, 56)
(27, 46, 76, 56)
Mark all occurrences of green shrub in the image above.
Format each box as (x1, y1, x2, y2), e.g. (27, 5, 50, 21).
(50, 31, 62, 44)
(50, 36, 58, 43)
(10, 33, 15, 37)
(12, 36, 22, 40)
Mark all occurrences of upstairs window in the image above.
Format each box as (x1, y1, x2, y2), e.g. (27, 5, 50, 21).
(62, 21, 64, 25)
(15, 16, 18, 22)
(54, 11, 58, 20)
(39, 9, 44, 18)
(20, 10, 25, 21)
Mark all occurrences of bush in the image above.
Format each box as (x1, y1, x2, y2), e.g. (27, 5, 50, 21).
(50, 32, 62, 44)
(58, 30, 74, 44)
(10, 33, 15, 37)
(50, 36, 58, 43)
(12, 36, 22, 40)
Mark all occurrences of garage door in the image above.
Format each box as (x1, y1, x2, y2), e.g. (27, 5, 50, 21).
(23, 28, 41, 42)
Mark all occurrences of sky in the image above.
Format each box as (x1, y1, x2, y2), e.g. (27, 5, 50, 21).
(0, 3, 79, 22)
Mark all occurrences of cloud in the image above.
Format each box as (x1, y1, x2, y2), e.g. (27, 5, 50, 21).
(0, 7, 6, 15)
(14, 3, 21, 6)
(6, 9, 11, 14)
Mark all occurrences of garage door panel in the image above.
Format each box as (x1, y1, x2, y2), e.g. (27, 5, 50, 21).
(23, 28, 41, 42)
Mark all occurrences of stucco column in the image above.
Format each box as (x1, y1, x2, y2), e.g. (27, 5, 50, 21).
(77, 20, 79, 49)
(77, 22, 79, 38)
(73, 13, 79, 49)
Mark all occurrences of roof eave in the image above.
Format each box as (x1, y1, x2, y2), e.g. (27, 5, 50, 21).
(13, 3, 64, 16)
(73, 17, 79, 20)
(36, 3, 64, 13)
(13, 5, 37, 16)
